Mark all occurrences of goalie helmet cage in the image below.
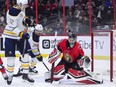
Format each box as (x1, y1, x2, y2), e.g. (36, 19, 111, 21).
(91, 30, 116, 82)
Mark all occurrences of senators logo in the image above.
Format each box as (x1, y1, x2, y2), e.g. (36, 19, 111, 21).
(64, 50, 73, 63)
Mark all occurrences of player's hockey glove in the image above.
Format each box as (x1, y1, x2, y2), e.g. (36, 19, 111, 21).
(19, 32, 30, 39)
(23, 17, 31, 27)
(36, 54, 43, 62)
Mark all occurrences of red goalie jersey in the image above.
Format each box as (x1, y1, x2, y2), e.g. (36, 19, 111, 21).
(57, 38, 84, 63)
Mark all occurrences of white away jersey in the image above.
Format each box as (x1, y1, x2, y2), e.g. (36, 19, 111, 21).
(2, 6, 26, 39)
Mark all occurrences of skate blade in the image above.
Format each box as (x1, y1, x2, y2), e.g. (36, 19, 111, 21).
(29, 72, 38, 75)
(22, 79, 34, 85)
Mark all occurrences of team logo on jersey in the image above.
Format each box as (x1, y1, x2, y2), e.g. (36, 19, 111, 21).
(64, 50, 73, 63)
(42, 40, 50, 49)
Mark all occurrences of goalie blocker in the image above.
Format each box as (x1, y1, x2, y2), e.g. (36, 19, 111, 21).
(45, 33, 103, 84)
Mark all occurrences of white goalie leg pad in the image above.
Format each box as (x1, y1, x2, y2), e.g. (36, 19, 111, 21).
(21, 54, 29, 73)
(7, 57, 15, 76)
(53, 65, 65, 80)
(85, 70, 103, 83)
(67, 68, 103, 84)
(52, 65, 65, 85)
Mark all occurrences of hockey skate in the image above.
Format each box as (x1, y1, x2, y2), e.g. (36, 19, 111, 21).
(7, 76, 13, 85)
(13, 68, 23, 77)
(29, 67, 38, 74)
(2, 72, 8, 80)
(22, 74, 35, 83)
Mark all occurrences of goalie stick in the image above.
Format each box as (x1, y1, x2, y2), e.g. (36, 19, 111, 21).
(51, 31, 57, 83)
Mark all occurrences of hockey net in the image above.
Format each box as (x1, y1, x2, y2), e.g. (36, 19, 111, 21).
(91, 30, 116, 82)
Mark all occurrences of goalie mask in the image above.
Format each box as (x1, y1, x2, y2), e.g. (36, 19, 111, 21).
(68, 33, 77, 48)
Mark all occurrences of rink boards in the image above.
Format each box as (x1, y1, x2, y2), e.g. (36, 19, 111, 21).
(0, 36, 116, 60)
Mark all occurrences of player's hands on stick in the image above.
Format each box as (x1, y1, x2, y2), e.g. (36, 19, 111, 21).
(19, 32, 30, 39)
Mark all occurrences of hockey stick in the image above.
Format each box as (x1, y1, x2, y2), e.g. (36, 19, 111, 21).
(22, 28, 28, 57)
(42, 61, 49, 71)
(51, 31, 57, 83)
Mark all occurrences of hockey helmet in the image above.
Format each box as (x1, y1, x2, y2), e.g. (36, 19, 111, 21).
(16, 0, 28, 5)
(68, 33, 77, 39)
(35, 24, 43, 31)
(34, 24, 43, 35)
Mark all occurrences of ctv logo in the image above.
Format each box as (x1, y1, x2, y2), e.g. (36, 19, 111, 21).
(42, 40, 50, 49)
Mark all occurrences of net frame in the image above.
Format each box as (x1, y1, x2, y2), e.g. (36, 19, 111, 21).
(91, 30, 114, 82)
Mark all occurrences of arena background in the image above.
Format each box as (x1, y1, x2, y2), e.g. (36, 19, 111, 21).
(0, 0, 116, 59)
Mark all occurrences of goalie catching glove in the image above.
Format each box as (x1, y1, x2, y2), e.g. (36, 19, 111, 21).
(77, 55, 91, 69)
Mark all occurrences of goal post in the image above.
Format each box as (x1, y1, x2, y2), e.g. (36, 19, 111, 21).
(91, 30, 116, 82)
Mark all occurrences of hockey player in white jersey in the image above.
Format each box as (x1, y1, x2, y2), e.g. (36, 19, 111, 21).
(14, 24, 44, 76)
(2, 0, 34, 85)
(28, 24, 43, 74)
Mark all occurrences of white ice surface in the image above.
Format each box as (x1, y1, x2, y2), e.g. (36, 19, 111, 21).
(0, 58, 116, 87)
